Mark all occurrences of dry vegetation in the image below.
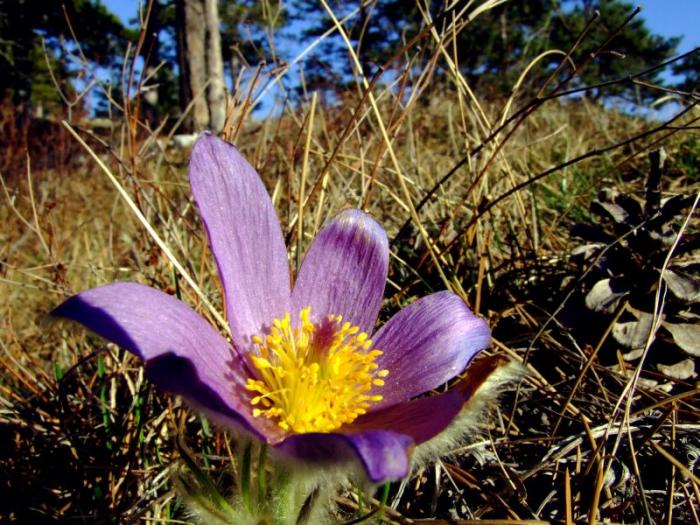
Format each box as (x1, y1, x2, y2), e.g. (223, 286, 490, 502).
(1, 3, 700, 524)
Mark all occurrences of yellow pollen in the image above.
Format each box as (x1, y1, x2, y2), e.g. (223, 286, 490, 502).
(245, 307, 388, 433)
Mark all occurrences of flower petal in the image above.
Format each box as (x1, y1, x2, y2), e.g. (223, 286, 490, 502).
(372, 291, 490, 407)
(349, 390, 465, 444)
(292, 209, 388, 334)
(276, 430, 413, 483)
(52, 282, 280, 439)
(189, 134, 291, 349)
(348, 355, 508, 444)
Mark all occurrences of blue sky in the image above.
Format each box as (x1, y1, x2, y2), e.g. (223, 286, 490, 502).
(104, 1, 700, 53)
(640, 0, 699, 53)
(101, 0, 697, 105)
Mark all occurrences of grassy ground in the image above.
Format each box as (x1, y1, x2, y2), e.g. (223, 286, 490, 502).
(2, 5, 700, 524)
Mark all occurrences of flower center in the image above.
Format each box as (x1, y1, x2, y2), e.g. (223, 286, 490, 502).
(245, 307, 388, 434)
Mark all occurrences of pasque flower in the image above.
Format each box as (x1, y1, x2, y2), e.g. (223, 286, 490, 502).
(54, 134, 491, 483)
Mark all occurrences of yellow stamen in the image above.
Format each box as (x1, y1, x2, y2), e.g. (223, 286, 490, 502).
(245, 307, 388, 433)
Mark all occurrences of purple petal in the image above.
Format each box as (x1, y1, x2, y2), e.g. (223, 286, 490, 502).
(292, 209, 388, 334)
(347, 355, 508, 444)
(52, 282, 281, 440)
(372, 291, 490, 407)
(349, 390, 465, 444)
(276, 430, 413, 483)
(189, 134, 291, 350)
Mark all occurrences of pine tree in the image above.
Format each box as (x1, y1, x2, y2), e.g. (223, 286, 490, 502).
(297, 0, 680, 102)
(0, 0, 131, 115)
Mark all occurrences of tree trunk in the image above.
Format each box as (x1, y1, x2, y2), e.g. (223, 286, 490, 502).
(178, 0, 209, 131)
(176, 0, 227, 133)
(205, 0, 226, 133)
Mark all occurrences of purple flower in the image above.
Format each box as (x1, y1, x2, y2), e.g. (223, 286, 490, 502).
(53, 134, 491, 483)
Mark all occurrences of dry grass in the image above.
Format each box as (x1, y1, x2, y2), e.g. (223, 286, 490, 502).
(2, 2, 699, 523)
